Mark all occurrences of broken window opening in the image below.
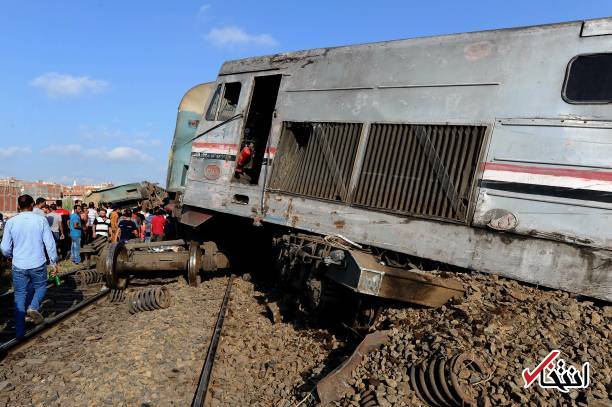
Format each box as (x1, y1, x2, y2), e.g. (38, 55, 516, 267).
(217, 82, 242, 121)
(205, 84, 222, 121)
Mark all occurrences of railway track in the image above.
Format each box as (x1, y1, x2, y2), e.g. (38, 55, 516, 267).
(0, 269, 240, 405)
(192, 274, 234, 407)
(0, 268, 109, 356)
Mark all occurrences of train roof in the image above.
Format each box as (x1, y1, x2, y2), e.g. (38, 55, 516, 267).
(178, 82, 214, 113)
(219, 16, 612, 76)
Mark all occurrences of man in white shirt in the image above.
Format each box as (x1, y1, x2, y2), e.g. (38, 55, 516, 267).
(1, 195, 57, 338)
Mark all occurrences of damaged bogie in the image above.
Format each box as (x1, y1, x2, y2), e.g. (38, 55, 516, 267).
(273, 232, 465, 313)
(97, 239, 229, 290)
(273, 234, 342, 315)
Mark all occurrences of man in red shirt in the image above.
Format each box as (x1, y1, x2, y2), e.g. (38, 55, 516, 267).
(53, 200, 70, 216)
(150, 208, 166, 242)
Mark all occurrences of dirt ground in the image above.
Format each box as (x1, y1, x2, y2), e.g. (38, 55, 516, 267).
(0, 276, 228, 406)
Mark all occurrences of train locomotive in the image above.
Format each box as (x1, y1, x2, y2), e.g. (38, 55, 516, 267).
(166, 17, 612, 310)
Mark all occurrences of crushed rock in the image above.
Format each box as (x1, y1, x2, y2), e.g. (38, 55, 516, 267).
(333, 272, 611, 406)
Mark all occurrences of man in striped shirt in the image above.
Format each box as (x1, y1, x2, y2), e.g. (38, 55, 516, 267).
(93, 209, 111, 238)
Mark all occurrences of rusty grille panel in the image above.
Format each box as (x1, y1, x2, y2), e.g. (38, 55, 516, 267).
(353, 123, 486, 222)
(268, 122, 362, 202)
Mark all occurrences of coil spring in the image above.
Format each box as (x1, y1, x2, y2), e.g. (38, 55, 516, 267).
(407, 352, 488, 407)
(359, 389, 379, 407)
(128, 287, 171, 314)
(75, 269, 104, 285)
(109, 289, 126, 303)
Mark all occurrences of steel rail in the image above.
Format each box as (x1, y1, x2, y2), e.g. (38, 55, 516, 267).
(0, 270, 109, 357)
(0, 266, 90, 299)
(191, 274, 234, 407)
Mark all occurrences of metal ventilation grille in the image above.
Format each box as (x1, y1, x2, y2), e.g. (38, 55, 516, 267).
(353, 123, 485, 222)
(268, 122, 362, 202)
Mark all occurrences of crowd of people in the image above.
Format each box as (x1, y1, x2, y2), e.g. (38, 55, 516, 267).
(38, 200, 174, 265)
(0, 194, 175, 338)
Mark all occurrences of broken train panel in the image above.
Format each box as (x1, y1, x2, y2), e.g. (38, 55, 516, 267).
(180, 17, 612, 301)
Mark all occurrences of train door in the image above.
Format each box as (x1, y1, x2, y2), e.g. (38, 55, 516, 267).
(233, 75, 282, 184)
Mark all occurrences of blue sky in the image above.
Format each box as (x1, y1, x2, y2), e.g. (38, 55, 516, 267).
(0, 1, 610, 186)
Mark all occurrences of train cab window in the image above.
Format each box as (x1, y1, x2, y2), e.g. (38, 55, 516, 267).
(217, 82, 242, 121)
(563, 54, 612, 103)
(205, 84, 222, 121)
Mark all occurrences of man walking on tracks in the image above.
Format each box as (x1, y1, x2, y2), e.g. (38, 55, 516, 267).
(0, 194, 57, 338)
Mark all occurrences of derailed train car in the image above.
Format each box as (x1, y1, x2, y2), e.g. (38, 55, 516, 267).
(171, 17, 612, 304)
(166, 82, 215, 196)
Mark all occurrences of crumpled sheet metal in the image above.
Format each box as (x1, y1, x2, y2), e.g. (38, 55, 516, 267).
(316, 330, 390, 405)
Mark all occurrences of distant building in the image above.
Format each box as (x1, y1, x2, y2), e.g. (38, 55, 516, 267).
(0, 177, 113, 213)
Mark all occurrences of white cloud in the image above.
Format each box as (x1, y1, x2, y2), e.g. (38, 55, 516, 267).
(102, 146, 152, 163)
(41, 144, 152, 163)
(132, 137, 162, 146)
(30, 72, 110, 97)
(205, 26, 278, 48)
(0, 146, 32, 158)
(41, 144, 83, 155)
(78, 125, 160, 147)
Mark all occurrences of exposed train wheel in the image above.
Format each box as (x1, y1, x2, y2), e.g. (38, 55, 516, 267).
(99, 242, 128, 290)
(351, 298, 383, 333)
(188, 241, 202, 287)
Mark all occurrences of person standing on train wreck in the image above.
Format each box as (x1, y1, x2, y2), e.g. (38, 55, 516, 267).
(0, 194, 57, 338)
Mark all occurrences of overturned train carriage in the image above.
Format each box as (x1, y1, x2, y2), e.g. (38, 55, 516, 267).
(174, 17, 612, 302)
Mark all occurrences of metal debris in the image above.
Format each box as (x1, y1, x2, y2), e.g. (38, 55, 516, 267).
(408, 352, 489, 407)
(74, 269, 104, 285)
(108, 289, 126, 303)
(127, 287, 172, 314)
(359, 389, 379, 407)
(316, 330, 390, 404)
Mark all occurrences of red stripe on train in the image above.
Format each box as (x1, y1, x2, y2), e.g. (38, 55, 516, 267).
(192, 142, 238, 150)
(484, 162, 612, 182)
(192, 142, 277, 155)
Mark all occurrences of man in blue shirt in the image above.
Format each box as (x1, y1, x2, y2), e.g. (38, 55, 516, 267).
(69, 204, 82, 264)
(0, 194, 57, 338)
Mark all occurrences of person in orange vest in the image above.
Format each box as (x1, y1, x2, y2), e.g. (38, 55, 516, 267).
(234, 141, 254, 178)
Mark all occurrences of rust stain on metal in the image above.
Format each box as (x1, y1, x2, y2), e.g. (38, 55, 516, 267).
(378, 268, 464, 307)
(284, 198, 294, 219)
(333, 219, 345, 229)
(316, 330, 390, 404)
